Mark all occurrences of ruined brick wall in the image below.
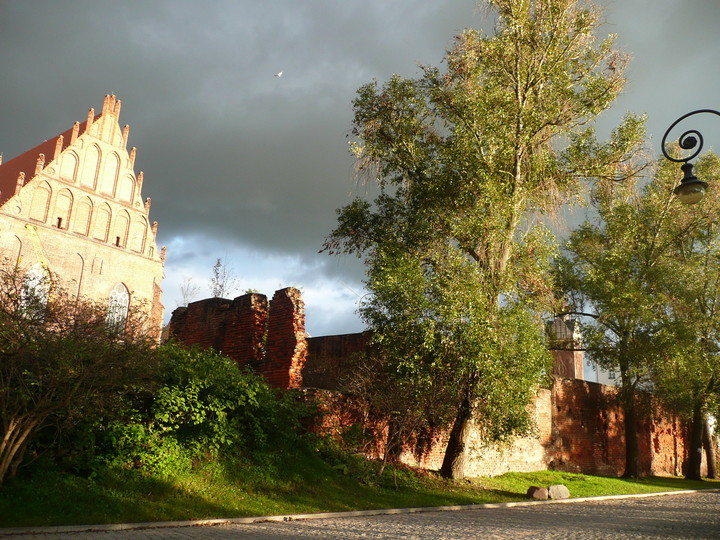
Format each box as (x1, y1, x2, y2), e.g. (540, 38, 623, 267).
(169, 287, 306, 388)
(169, 288, 702, 478)
(304, 332, 371, 390)
(264, 288, 307, 388)
(547, 379, 695, 477)
(551, 349, 584, 379)
(648, 409, 687, 477)
(169, 292, 268, 369)
(546, 378, 626, 476)
(310, 377, 698, 478)
(395, 388, 554, 477)
(218, 292, 268, 369)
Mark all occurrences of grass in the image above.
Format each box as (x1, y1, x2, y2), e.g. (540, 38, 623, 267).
(1, 451, 718, 529)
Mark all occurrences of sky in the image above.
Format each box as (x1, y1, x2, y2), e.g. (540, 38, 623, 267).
(1, 0, 720, 337)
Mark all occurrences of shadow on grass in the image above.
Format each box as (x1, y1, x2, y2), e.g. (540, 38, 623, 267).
(0, 467, 244, 528)
(3, 461, 718, 529)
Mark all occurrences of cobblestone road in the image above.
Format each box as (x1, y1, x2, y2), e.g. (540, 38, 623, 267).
(4, 490, 719, 539)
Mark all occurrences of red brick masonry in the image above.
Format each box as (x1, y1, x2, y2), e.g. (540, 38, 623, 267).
(169, 291, 701, 477)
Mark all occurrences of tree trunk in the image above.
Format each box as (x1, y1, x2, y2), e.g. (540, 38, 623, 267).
(440, 393, 472, 479)
(0, 416, 40, 486)
(622, 392, 640, 478)
(379, 419, 402, 475)
(686, 401, 704, 481)
(702, 415, 717, 479)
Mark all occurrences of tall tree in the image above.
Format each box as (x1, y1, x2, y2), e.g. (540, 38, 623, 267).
(650, 154, 720, 480)
(325, 0, 644, 478)
(554, 154, 720, 478)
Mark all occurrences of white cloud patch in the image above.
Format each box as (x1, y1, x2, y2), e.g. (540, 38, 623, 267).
(162, 234, 366, 336)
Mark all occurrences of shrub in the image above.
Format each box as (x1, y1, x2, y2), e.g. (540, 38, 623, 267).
(0, 266, 158, 486)
(49, 343, 317, 477)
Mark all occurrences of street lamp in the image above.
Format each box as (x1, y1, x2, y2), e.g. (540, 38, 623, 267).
(661, 109, 719, 204)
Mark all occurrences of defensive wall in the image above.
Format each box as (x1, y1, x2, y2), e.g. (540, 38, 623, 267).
(169, 288, 702, 478)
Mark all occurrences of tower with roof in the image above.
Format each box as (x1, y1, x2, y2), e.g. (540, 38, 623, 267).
(0, 95, 165, 338)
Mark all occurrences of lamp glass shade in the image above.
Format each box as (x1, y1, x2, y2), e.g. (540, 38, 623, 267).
(674, 181, 707, 204)
(674, 162, 708, 204)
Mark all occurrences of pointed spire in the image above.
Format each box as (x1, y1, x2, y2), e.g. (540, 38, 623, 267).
(35, 153, 45, 175)
(152, 221, 158, 236)
(15, 172, 25, 195)
(86, 108, 95, 130)
(54, 135, 64, 161)
(129, 147, 136, 168)
(122, 124, 130, 148)
(137, 171, 143, 191)
(71, 121, 80, 144)
(114, 98, 122, 117)
(160, 245, 167, 264)
(102, 94, 117, 116)
(144, 197, 152, 210)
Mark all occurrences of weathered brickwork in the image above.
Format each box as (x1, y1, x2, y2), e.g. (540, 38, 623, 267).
(304, 332, 371, 389)
(0, 95, 165, 337)
(315, 378, 697, 478)
(265, 288, 308, 388)
(169, 287, 307, 388)
(551, 349, 584, 379)
(169, 289, 706, 477)
(170, 293, 269, 368)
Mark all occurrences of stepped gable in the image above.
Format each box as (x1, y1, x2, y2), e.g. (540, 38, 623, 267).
(0, 94, 165, 338)
(0, 114, 99, 206)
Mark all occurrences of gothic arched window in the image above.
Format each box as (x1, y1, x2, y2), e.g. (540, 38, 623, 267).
(106, 283, 130, 331)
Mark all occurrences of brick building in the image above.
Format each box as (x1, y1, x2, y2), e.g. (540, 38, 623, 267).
(0, 95, 165, 337)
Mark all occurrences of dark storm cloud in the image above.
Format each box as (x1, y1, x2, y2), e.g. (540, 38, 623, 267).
(1, 0, 479, 260)
(2, 0, 719, 334)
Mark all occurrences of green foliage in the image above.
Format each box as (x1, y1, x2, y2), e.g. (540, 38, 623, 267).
(554, 152, 720, 477)
(60, 343, 315, 477)
(158, 344, 313, 453)
(0, 265, 158, 486)
(325, 0, 645, 477)
(649, 154, 720, 411)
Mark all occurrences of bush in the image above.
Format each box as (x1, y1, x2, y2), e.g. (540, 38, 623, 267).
(0, 267, 159, 486)
(152, 343, 313, 456)
(48, 343, 317, 477)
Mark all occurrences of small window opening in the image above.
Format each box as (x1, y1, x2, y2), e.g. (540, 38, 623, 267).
(56, 217, 63, 228)
(115, 236, 121, 247)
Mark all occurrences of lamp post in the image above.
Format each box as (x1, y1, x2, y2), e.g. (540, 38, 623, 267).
(660, 109, 720, 204)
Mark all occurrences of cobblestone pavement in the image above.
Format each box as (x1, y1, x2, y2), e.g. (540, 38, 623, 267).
(4, 490, 719, 539)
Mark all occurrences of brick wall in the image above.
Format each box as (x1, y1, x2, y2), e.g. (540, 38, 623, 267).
(169, 288, 704, 478)
(264, 288, 307, 388)
(551, 349, 584, 379)
(313, 378, 697, 478)
(304, 332, 371, 389)
(169, 287, 307, 388)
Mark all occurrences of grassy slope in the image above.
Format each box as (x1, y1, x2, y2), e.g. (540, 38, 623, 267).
(1, 453, 718, 528)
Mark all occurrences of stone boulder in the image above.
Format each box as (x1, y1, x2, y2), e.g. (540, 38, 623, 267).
(548, 484, 570, 500)
(527, 486, 549, 500)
